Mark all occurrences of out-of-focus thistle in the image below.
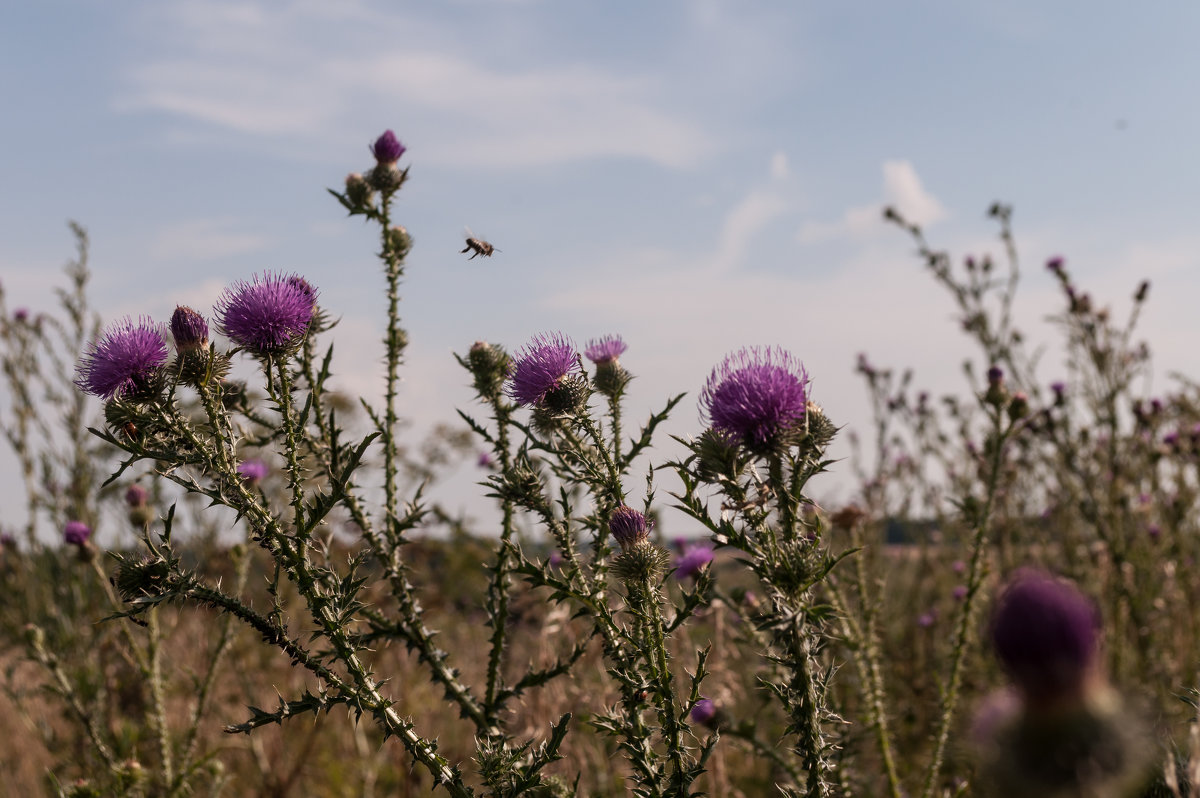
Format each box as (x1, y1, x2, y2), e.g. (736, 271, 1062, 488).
(366, 129, 408, 193)
(585, 334, 630, 398)
(124, 483, 154, 527)
(700, 345, 810, 456)
(974, 568, 1153, 798)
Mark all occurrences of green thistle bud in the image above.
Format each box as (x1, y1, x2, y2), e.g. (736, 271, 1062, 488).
(465, 341, 510, 400)
(386, 225, 413, 260)
(344, 172, 375, 210)
(367, 163, 408, 194)
(540, 375, 591, 416)
(113, 553, 172, 602)
(612, 543, 672, 583)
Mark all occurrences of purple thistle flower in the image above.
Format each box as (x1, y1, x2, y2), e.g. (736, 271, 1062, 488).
(690, 697, 718, 728)
(370, 130, 406, 165)
(215, 272, 317, 356)
(953, 584, 969, 602)
(238, 458, 269, 485)
(585, 334, 627, 364)
(506, 332, 581, 407)
(675, 543, 713, 579)
(13, 308, 28, 322)
(609, 505, 652, 551)
(477, 451, 495, 469)
(63, 521, 92, 546)
(1046, 256, 1065, 274)
(917, 611, 937, 628)
(700, 346, 808, 451)
(990, 569, 1100, 702)
(75, 316, 169, 400)
(170, 305, 209, 352)
(124, 484, 148, 507)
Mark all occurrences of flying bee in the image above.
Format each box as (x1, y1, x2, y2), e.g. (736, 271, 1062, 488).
(461, 227, 497, 260)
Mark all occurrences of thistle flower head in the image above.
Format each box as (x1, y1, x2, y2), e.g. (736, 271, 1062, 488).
(124, 484, 148, 507)
(690, 698, 718, 728)
(506, 332, 582, 408)
(991, 569, 1100, 703)
(75, 316, 169, 400)
(215, 272, 317, 356)
(169, 305, 209, 352)
(700, 346, 808, 452)
(609, 505, 652, 551)
(585, 335, 627, 364)
(63, 521, 92, 546)
(370, 130, 406, 165)
(238, 459, 268, 486)
(675, 543, 713, 579)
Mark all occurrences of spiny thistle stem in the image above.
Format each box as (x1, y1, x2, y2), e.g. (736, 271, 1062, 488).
(377, 193, 406, 543)
(643, 577, 689, 791)
(919, 409, 1011, 798)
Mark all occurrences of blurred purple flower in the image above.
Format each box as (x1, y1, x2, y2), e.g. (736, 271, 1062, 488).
(675, 543, 713, 579)
(1046, 256, 1065, 273)
(609, 505, 652, 551)
(238, 459, 269, 486)
(700, 346, 808, 451)
(477, 451, 495, 468)
(585, 334, 627, 364)
(170, 305, 209, 352)
(952, 559, 967, 575)
(13, 308, 28, 322)
(690, 697, 717, 728)
(124, 484, 148, 507)
(370, 130, 406, 165)
(1147, 524, 1161, 542)
(505, 332, 580, 407)
(215, 272, 317, 356)
(990, 568, 1099, 702)
(953, 584, 968, 602)
(917, 611, 937, 628)
(75, 316, 169, 400)
(63, 521, 92, 546)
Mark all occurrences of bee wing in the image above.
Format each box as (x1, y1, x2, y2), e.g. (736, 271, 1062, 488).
(463, 225, 475, 240)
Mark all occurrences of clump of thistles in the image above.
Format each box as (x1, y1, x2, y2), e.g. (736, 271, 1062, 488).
(506, 332, 587, 414)
(75, 317, 169, 401)
(215, 272, 318, 357)
(700, 346, 809, 453)
(585, 334, 630, 397)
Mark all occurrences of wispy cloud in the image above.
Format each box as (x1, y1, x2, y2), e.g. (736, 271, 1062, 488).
(797, 159, 946, 244)
(116, 1, 715, 169)
(147, 219, 270, 262)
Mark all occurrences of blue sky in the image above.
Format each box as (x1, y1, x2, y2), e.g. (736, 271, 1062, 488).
(3, 1, 1199, 536)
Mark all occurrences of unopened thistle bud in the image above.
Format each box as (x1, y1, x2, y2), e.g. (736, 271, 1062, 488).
(386, 225, 412, 259)
(984, 365, 1007, 407)
(1007, 391, 1029, 422)
(466, 341, 510, 400)
(170, 306, 209, 352)
(344, 172, 375, 210)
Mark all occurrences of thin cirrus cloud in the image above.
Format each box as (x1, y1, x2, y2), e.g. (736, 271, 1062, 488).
(115, 5, 715, 169)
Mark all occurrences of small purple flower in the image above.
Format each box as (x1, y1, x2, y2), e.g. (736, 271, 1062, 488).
(1147, 524, 1161, 542)
(238, 459, 269, 486)
(585, 335, 627, 364)
(370, 130, 406, 165)
(75, 316, 169, 400)
(917, 611, 937, 628)
(990, 569, 1099, 702)
(170, 305, 209, 352)
(609, 505, 652, 550)
(13, 308, 28, 323)
(477, 451, 495, 469)
(215, 272, 317, 356)
(506, 332, 581, 407)
(690, 697, 718, 728)
(1046, 256, 1065, 274)
(952, 559, 967, 575)
(63, 521, 92, 546)
(953, 584, 968, 602)
(0, 532, 16, 550)
(675, 543, 713, 579)
(986, 365, 1004, 387)
(548, 551, 564, 569)
(700, 346, 808, 451)
(124, 484, 148, 507)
